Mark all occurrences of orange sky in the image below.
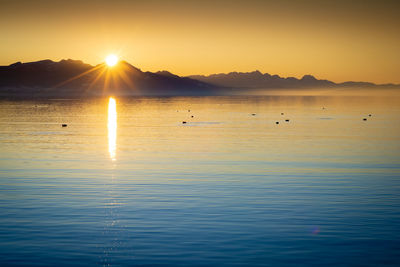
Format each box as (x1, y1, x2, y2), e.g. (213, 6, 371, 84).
(1, 0, 399, 84)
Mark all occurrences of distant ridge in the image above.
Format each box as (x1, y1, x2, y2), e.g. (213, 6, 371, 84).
(188, 71, 399, 89)
(0, 60, 399, 98)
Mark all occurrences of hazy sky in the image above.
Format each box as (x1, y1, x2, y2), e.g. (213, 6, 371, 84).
(1, 0, 399, 83)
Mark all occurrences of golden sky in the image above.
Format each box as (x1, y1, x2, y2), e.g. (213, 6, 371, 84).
(1, 0, 399, 83)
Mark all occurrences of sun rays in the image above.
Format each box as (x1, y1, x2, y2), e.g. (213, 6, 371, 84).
(105, 54, 118, 67)
(52, 56, 137, 96)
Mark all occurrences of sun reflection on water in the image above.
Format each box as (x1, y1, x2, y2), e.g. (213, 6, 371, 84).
(108, 97, 117, 161)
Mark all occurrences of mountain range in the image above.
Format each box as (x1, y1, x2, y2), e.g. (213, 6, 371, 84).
(189, 71, 398, 89)
(0, 59, 398, 98)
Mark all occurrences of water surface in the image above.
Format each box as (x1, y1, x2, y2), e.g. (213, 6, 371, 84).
(1, 96, 400, 266)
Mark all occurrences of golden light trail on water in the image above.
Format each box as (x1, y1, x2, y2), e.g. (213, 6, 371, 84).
(108, 97, 117, 161)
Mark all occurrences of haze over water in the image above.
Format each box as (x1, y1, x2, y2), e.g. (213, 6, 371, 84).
(0, 95, 400, 266)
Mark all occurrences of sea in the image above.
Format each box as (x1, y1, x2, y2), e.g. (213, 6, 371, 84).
(0, 95, 399, 266)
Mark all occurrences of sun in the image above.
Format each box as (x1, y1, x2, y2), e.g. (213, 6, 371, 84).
(105, 54, 118, 67)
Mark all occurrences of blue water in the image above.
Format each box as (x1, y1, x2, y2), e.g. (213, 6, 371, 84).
(0, 96, 400, 266)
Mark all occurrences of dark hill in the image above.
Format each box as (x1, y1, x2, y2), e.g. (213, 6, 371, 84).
(0, 59, 216, 98)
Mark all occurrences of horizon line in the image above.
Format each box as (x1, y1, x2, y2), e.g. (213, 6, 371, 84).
(2, 58, 399, 86)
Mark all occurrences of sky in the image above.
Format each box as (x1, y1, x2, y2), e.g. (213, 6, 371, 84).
(1, 0, 399, 83)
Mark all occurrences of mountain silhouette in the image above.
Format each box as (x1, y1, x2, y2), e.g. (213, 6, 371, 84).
(0, 60, 398, 98)
(0, 59, 216, 98)
(188, 71, 397, 89)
